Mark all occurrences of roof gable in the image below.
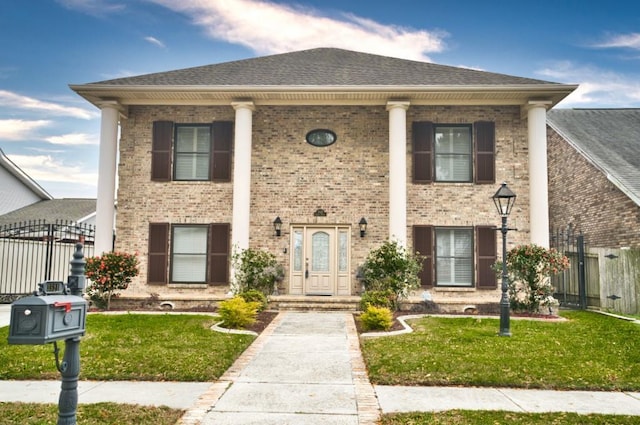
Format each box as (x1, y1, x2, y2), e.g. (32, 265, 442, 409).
(547, 108, 640, 205)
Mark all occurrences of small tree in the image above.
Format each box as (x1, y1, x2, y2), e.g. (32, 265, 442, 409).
(360, 240, 424, 310)
(232, 247, 284, 296)
(85, 251, 139, 310)
(495, 244, 570, 313)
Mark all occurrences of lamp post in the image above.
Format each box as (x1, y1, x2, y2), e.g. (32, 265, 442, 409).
(492, 182, 516, 337)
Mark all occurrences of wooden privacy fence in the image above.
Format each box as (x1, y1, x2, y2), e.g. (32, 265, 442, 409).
(0, 220, 95, 300)
(591, 247, 640, 315)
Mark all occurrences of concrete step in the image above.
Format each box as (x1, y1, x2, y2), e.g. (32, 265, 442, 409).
(268, 295, 361, 312)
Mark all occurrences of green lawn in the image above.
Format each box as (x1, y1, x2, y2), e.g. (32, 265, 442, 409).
(380, 411, 640, 425)
(0, 402, 182, 425)
(0, 313, 254, 381)
(362, 310, 640, 391)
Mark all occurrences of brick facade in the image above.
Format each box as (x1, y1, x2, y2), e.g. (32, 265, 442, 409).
(115, 104, 533, 304)
(547, 127, 640, 248)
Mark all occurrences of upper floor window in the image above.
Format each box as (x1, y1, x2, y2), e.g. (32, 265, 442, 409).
(175, 126, 212, 181)
(412, 121, 495, 184)
(151, 121, 233, 182)
(435, 125, 472, 182)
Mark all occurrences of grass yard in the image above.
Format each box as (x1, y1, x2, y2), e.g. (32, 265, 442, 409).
(380, 411, 640, 425)
(362, 310, 640, 391)
(0, 313, 255, 381)
(0, 402, 182, 425)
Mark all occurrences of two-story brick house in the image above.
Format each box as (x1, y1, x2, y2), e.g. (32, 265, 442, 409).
(71, 48, 576, 309)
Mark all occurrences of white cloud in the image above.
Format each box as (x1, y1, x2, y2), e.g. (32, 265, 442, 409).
(0, 90, 97, 120)
(144, 36, 166, 48)
(148, 0, 446, 61)
(591, 33, 640, 50)
(8, 154, 98, 186)
(45, 133, 99, 146)
(537, 61, 640, 107)
(0, 119, 51, 141)
(56, 0, 125, 16)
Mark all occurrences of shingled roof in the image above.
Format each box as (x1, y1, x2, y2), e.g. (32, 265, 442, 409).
(71, 48, 577, 107)
(547, 109, 640, 206)
(88, 48, 555, 87)
(0, 199, 97, 227)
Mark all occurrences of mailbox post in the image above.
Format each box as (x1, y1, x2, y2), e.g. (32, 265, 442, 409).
(8, 243, 87, 425)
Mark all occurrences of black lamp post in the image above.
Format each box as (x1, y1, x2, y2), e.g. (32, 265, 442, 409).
(492, 182, 516, 337)
(273, 217, 282, 237)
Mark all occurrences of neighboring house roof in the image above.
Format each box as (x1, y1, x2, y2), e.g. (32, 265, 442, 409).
(71, 47, 577, 108)
(0, 148, 52, 215)
(0, 199, 97, 227)
(547, 108, 640, 206)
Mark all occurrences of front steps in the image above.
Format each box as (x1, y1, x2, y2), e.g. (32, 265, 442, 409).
(269, 295, 361, 312)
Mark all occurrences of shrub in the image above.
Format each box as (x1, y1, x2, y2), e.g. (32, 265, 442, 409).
(218, 296, 260, 329)
(85, 251, 139, 310)
(494, 244, 570, 313)
(239, 289, 268, 312)
(360, 241, 424, 309)
(359, 289, 397, 311)
(232, 247, 284, 296)
(360, 305, 393, 331)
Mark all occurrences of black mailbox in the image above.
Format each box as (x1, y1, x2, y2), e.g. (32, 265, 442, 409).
(8, 287, 87, 345)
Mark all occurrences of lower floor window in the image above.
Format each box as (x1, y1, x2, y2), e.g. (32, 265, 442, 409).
(147, 222, 230, 285)
(412, 225, 496, 289)
(171, 225, 208, 283)
(435, 227, 473, 287)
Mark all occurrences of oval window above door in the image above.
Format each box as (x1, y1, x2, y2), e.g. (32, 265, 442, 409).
(306, 129, 337, 147)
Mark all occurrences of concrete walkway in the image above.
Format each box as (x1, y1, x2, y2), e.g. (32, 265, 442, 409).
(2, 307, 640, 423)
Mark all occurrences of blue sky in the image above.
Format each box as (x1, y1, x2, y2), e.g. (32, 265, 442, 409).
(1, 0, 639, 198)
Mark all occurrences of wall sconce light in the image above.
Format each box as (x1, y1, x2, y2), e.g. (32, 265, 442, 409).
(273, 216, 282, 237)
(358, 217, 368, 238)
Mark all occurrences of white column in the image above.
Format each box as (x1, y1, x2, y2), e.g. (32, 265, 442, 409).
(231, 101, 255, 251)
(387, 101, 410, 246)
(527, 101, 552, 248)
(95, 102, 119, 254)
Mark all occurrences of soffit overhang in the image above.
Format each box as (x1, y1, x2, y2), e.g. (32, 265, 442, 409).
(70, 84, 578, 110)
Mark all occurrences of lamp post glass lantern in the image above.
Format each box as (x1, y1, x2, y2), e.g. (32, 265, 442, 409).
(492, 182, 516, 337)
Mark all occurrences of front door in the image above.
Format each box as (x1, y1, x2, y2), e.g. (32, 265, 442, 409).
(290, 226, 351, 295)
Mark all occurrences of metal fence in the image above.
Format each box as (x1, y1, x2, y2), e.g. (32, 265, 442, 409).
(0, 220, 95, 300)
(550, 226, 600, 309)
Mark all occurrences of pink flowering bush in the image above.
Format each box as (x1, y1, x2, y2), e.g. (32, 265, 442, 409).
(85, 251, 139, 310)
(494, 244, 570, 313)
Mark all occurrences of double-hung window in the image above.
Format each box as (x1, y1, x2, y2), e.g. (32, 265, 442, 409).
(435, 126, 472, 182)
(147, 223, 230, 285)
(174, 126, 212, 181)
(412, 121, 495, 184)
(171, 225, 208, 282)
(413, 225, 497, 289)
(151, 121, 233, 182)
(435, 227, 473, 287)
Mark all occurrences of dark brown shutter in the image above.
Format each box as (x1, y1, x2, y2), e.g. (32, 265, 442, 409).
(474, 121, 495, 184)
(151, 121, 173, 181)
(148, 223, 169, 285)
(476, 226, 497, 289)
(412, 121, 433, 183)
(413, 225, 433, 288)
(211, 121, 233, 181)
(208, 223, 230, 285)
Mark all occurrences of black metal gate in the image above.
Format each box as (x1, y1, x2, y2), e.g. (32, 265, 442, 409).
(550, 225, 600, 309)
(0, 220, 95, 300)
